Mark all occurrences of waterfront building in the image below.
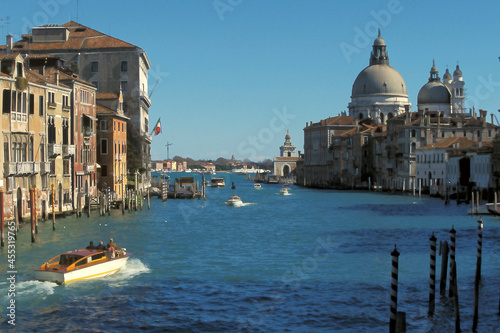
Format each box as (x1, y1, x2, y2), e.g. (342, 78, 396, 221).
(0, 52, 48, 219)
(57, 69, 98, 210)
(96, 91, 129, 201)
(273, 131, 300, 179)
(0, 22, 153, 186)
(302, 115, 357, 187)
(300, 30, 500, 192)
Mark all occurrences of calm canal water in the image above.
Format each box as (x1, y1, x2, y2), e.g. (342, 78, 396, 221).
(1, 172, 500, 332)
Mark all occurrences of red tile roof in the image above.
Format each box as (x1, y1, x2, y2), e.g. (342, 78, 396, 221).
(0, 21, 140, 52)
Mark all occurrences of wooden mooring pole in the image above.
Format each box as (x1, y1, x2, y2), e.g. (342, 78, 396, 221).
(439, 241, 449, 297)
(451, 261, 460, 332)
(30, 189, 35, 243)
(0, 191, 4, 247)
(448, 226, 456, 298)
(52, 184, 56, 230)
(472, 219, 483, 331)
(429, 232, 437, 315)
(390, 245, 400, 333)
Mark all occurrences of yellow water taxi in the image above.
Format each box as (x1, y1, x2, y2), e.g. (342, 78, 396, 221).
(34, 248, 130, 284)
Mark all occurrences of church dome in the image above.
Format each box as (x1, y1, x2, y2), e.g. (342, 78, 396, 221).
(374, 35, 386, 46)
(443, 68, 452, 82)
(418, 61, 451, 105)
(285, 133, 291, 141)
(352, 64, 407, 96)
(418, 81, 451, 104)
(453, 65, 462, 78)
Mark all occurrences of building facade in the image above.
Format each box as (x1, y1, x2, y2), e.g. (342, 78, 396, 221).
(0, 22, 152, 185)
(273, 131, 300, 178)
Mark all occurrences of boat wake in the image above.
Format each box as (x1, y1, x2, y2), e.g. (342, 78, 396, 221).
(6, 280, 59, 298)
(105, 258, 150, 283)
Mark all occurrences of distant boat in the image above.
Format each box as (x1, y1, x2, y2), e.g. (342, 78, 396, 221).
(279, 188, 290, 196)
(211, 177, 225, 188)
(226, 194, 243, 207)
(485, 203, 500, 216)
(266, 174, 279, 184)
(254, 183, 262, 189)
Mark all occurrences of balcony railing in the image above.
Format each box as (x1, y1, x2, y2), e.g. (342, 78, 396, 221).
(48, 143, 62, 157)
(84, 163, 95, 173)
(40, 161, 51, 174)
(4, 162, 16, 176)
(62, 144, 75, 157)
(4, 162, 40, 175)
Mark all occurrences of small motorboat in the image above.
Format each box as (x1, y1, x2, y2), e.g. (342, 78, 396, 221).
(485, 203, 500, 216)
(226, 194, 243, 206)
(279, 188, 290, 196)
(34, 248, 131, 284)
(254, 183, 262, 189)
(211, 178, 225, 188)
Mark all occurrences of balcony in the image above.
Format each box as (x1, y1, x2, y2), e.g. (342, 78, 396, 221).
(62, 144, 75, 157)
(4, 162, 17, 176)
(140, 130, 152, 143)
(140, 91, 152, 108)
(40, 161, 51, 174)
(4, 162, 40, 175)
(48, 143, 62, 157)
(84, 163, 95, 173)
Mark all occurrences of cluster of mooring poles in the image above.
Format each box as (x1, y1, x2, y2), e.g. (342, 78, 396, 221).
(0, 185, 153, 245)
(389, 220, 495, 333)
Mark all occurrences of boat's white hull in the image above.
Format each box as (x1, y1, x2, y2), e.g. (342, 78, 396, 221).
(226, 198, 243, 206)
(34, 256, 130, 284)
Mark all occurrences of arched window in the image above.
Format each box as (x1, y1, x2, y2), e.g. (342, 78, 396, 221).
(411, 142, 416, 153)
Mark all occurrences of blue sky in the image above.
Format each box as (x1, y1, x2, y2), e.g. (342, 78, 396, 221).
(3, 0, 500, 161)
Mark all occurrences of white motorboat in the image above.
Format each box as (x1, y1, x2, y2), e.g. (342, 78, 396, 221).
(211, 177, 225, 188)
(254, 183, 262, 189)
(279, 188, 290, 195)
(226, 194, 243, 206)
(34, 248, 130, 284)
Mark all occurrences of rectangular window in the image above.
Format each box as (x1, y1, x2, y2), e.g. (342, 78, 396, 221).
(100, 138, 108, 154)
(120, 60, 128, 72)
(101, 165, 108, 177)
(39, 95, 44, 115)
(3, 90, 10, 113)
(91, 81, 99, 92)
(62, 95, 69, 107)
(29, 94, 35, 114)
(100, 120, 108, 131)
(63, 159, 70, 175)
(91, 61, 99, 73)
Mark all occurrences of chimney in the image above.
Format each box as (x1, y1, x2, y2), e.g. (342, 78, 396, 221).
(6, 34, 12, 52)
(39, 66, 45, 75)
(479, 109, 487, 124)
(55, 70, 59, 85)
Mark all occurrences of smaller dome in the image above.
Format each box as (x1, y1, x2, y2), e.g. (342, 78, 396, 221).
(443, 68, 452, 81)
(453, 65, 462, 78)
(374, 36, 386, 46)
(418, 81, 451, 105)
(285, 133, 291, 141)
